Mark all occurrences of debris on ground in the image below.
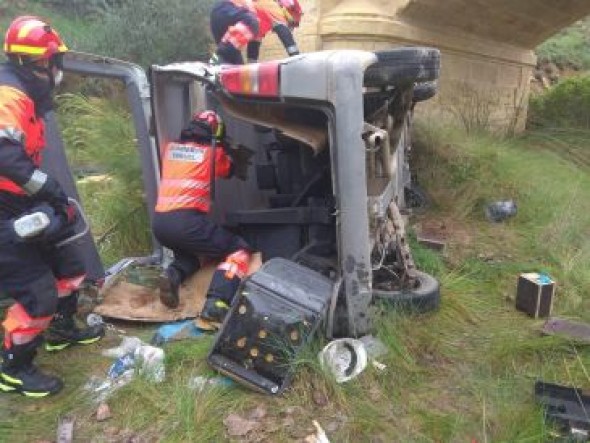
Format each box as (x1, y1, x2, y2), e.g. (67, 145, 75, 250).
(208, 258, 334, 395)
(535, 380, 590, 439)
(371, 360, 387, 371)
(104, 337, 165, 382)
(150, 319, 204, 345)
(188, 375, 234, 392)
(312, 390, 329, 407)
(303, 420, 330, 443)
(484, 200, 517, 222)
(96, 402, 112, 422)
(84, 338, 165, 402)
(417, 235, 446, 251)
(359, 335, 388, 359)
(84, 373, 135, 404)
(223, 413, 259, 437)
(102, 336, 143, 359)
(542, 317, 590, 344)
(516, 272, 555, 318)
(319, 338, 368, 383)
(56, 416, 74, 443)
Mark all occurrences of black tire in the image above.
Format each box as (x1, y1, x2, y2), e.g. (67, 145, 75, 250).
(364, 47, 441, 88)
(413, 81, 438, 103)
(373, 270, 440, 314)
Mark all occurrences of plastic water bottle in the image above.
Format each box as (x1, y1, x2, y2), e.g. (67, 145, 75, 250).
(134, 345, 165, 383)
(485, 200, 517, 222)
(107, 353, 136, 379)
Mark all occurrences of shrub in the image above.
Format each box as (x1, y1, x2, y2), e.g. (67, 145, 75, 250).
(528, 75, 590, 129)
(89, 0, 214, 67)
(536, 17, 590, 70)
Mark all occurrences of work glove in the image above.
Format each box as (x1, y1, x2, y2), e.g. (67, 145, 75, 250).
(227, 144, 254, 181)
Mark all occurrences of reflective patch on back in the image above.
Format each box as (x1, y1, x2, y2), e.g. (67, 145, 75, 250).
(168, 143, 206, 163)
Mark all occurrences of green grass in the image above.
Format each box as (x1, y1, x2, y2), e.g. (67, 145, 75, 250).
(3, 122, 590, 441)
(55, 93, 153, 267)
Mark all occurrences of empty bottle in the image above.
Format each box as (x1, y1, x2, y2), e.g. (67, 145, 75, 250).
(485, 200, 517, 222)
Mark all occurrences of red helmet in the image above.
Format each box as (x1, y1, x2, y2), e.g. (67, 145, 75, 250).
(4, 16, 68, 62)
(194, 110, 225, 140)
(278, 0, 302, 28)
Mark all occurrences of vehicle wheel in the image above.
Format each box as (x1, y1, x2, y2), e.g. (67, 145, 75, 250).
(365, 48, 440, 88)
(413, 81, 438, 103)
(373, 270, 440, 313)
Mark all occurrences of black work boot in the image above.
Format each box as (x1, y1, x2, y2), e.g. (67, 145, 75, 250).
(0, 338, 63, 398)
(45, 293, 105, 352)
(158, 266, 182, 309)
(200, 297, 230, 324)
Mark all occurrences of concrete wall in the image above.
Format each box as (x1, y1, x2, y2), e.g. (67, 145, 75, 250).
(259, 0, 590, 131)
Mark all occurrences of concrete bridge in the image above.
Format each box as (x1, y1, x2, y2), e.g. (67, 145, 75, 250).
(263, 0, 590, 130)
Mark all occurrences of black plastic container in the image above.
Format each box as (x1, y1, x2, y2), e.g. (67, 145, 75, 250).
(208, 258, 334, 394)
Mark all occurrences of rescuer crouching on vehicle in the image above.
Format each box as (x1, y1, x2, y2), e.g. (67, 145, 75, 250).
(0, 16, 105, 398)
(210, 0, 303, 65)
(152, 111, 253, 324)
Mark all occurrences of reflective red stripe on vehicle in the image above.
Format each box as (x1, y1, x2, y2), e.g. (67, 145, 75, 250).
(219, 62, 280, 97)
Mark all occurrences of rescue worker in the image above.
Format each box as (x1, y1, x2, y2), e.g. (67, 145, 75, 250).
(0, 16, 104, 398)
(210, 0, 303, 65)
(153, 111, 252, 324)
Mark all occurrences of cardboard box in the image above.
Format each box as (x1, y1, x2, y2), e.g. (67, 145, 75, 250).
(516, 273, 556, 318)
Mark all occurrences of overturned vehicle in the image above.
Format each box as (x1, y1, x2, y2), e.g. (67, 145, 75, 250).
(38, 48, 440, 347)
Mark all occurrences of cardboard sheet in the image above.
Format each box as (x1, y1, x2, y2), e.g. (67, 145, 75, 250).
(94, 254, 262, 322)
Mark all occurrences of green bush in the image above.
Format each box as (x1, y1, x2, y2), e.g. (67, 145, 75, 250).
(536, 17, 590, 70)
(528, 75, 590, 129)
(89, 0, 214, 67)
(36, 0, 121, 16)
(5, 0, 213, 68)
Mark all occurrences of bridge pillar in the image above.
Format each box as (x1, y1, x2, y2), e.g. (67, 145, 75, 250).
(261, 0, 590, 132)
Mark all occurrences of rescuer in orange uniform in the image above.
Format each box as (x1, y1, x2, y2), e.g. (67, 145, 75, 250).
(0, 16, 104, 398)
(210, 0, 303, 65)
(152, 111, 252, 323)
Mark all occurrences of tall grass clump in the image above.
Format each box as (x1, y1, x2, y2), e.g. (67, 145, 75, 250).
(56, 93, 152, 265)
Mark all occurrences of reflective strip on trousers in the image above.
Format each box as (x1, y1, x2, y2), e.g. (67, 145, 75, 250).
(55, 274, 86, 297)
(2, 303, 52, 348)
(0, 126, 25, 144)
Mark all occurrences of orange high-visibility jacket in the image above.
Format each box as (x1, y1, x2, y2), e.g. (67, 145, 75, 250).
(155, 140, 232, 213)
(230, 0, 288, 39)
(0, 75, 45, 195)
